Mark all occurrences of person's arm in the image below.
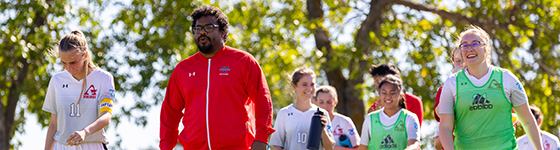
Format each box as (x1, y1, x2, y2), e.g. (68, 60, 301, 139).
(405, 139, 420, 150)
(434, 87, 443, 121)
(357, 145, 368, 150)
(404, 111, 420, 150)
(45, 113, 57, 150)
(514, 103, 543, 150)
(358, 114, 371, 148)
(505, 70, 543, 150)
(439, 114, 455, 150)
(434, 123, 443, 150)
(438, 76, 457, 150)
(321, 113, 335, 150)
(43, 78, 59, 149)
(159, 71, 185, 150)
(66, 111, 111, 145)
(434, 136, 442, 150)
(334, 146, 359, 150)
(244, 55, 275, 146)
(268, 110, 285, 149)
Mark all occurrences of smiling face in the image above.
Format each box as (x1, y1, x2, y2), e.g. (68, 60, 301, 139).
(292, 75, 316, 101)
(461, 33, 488, 67)
(60, 49, 86, 78)
(315, 92, 337, 113)
(378, 83, 402, 110)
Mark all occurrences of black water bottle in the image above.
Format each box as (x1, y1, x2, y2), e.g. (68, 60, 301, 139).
(307, 108, 324, 150)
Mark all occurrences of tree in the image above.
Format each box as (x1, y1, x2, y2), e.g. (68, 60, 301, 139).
(0, 0, 109, 148)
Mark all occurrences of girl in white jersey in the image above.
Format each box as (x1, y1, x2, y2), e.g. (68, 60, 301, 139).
(270, 67, 335, 150)
(43, 30, 115, 150)
(314, 85, 361, 149)
(358, 75, 420, 150)
(438, 25, 543, 150)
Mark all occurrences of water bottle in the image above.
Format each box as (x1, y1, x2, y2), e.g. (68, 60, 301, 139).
(339, 134, 353, 148)
(307, 108, 324, 150)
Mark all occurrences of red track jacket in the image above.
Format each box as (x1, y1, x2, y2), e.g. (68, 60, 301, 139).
(160, 46, 275, 150)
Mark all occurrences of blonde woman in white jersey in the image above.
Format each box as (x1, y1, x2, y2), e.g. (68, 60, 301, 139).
(43, 30, 115, 150)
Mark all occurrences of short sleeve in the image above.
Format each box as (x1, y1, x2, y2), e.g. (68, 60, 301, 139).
(42, 78, 57, 114)
(359, 114, 371, 146)
(269, 110, 286, 147)
(344, 116, 360, 146)
(406, 112, 420, 140)
(98, 73, 116, 103)
(503, 70, 528, 107)
(439, 75, 457, 114)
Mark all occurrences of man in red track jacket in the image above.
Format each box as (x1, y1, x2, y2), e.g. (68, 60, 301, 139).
(160, 5, 274, 150)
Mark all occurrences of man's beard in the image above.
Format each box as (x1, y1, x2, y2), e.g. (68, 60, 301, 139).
(196, 35, 214, 54)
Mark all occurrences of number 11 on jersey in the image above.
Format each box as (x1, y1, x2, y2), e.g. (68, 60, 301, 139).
(70, 103, 81, 117)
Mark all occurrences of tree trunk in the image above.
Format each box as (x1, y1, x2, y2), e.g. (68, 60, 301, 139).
(306, 0, 368, 133)
(0, 57, 28, 149)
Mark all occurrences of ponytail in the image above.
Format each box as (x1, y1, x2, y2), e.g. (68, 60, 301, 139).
(59, 30, 97, 104)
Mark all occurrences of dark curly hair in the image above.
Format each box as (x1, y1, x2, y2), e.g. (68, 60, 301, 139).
(369, 63, 401, 78)
(190, 5, 229, 41)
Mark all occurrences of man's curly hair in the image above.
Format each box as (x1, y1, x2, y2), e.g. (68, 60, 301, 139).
(190, 5, 229, 41)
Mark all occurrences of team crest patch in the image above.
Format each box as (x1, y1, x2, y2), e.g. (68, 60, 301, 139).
(83, 85, 97, 99)
(487, 79, 503, 90)
(394, 120, 406, 131)
(333, 125, 343, 136)
(219, 66, 230, 75)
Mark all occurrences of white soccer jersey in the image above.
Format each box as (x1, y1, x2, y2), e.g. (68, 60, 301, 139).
(43, 68, 115, 145)
(517, 131, 560, 150)
(332, 113, 360, 148)
(269, 104, 333, 150)
(360, 108, 420, 146)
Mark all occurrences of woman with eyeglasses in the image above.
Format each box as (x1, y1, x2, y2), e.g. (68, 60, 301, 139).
(438, 25, 543, 150)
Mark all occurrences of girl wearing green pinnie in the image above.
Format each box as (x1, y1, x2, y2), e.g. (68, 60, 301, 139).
(358, 75, 420, 150)
(438, 25, 543, 150)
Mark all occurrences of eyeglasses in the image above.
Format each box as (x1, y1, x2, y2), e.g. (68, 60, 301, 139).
(460, 41, 484, 51)
(193, 24, 219, 33)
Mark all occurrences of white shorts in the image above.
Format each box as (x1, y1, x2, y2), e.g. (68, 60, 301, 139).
(54, 142, 105, 150)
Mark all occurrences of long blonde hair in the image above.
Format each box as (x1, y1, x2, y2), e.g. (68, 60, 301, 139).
(58, 30, 97, 104)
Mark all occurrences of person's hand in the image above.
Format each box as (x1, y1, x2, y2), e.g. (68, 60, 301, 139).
(433, 136, 443, 150)
(66, 130, 87, 146)
(319, 113, 328, 129)
(251, 141, 267, 150)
